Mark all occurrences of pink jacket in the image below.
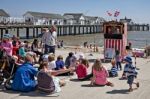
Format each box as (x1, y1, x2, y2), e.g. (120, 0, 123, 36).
(1, 42, 13, 56)
(93, 67, 108, 85)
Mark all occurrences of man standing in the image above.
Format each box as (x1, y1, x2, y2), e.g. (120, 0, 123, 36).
(49, 25, 57, 54)
(42, 26, 57, 54)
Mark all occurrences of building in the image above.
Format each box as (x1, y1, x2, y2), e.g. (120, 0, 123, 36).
(63, 13, 85, 25)
(23, 11, 64, 25)
(0, 9, 10, 24)
(120, 17, 133, 24)
(84, 16, 105, 25)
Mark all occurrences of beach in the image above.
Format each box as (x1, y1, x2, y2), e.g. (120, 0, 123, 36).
(0, 47, 150, 99)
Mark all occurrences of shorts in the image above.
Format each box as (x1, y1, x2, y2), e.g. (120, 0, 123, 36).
(127, 75, 134, 85)
(52, 77, 61, 92)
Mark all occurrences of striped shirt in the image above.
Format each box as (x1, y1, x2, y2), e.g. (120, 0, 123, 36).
(110, 66, 118, 76)
(124, 64, 137, 77)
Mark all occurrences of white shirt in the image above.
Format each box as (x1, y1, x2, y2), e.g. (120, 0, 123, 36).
(42, 31, 57, 46)
(48, 60, 56, 70)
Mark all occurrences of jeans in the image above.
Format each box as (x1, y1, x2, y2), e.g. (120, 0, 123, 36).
(44, 45, 55, 54)
(116, 61, 122, 70)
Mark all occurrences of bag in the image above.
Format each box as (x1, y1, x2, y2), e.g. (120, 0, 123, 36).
(37, 71, 55, 93)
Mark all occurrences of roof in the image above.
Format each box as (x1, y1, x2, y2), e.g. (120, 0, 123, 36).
(63, 13, 83, 20)
(0, 9, 10, 17)
(84, 16, 97, 21)
(24, 11, 63, 19)
(120, 17, 132, 23)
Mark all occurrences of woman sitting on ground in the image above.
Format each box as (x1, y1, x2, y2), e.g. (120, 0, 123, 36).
(31, 39, 43, 56)
(31, 39, 43, 63)
(90, 59, 114, 86)
(37, 62, 66, 93)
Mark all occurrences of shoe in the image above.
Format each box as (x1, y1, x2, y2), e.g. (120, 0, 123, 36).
(106, 82, 114, 87)
(136, 82, 139, 88)
(129, 88, 133, 92)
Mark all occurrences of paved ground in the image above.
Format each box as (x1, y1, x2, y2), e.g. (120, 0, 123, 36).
(0, 47, 150, 99)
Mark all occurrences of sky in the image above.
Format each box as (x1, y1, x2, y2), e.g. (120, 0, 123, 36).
(0, 0, 150, 24)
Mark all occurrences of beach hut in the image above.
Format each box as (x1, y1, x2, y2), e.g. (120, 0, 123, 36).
(103, 21, 127, 60)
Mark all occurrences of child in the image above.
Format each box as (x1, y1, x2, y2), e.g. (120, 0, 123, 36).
(65, 52, 74, 68)
(37, 62, 66, 93)
(55, 55, 72, 76)
(123, 56, 139, 92)
(115, 50, 122, 70)
(55, 55, 66, 70)
(48, 54, 56, 70)
(19, 42, 26, 58)
(76, 58, 92, 80)
(108, 59, 118, 77)
(91, 59, 114, 86)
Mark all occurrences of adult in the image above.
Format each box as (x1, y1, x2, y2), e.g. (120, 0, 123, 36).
(42, 26, 57, 54)
(0, 34, 13, 56)
(11, 54, 38, 92)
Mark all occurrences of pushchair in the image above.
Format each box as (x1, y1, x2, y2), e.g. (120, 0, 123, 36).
(0, 49, 17, 87)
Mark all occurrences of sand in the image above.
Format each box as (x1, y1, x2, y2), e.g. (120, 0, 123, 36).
(0, 47, 150, 99)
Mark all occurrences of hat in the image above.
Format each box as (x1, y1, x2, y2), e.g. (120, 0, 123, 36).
(3, 34, 10, 39)
(124, 56, 132, 63)
(20, 42, 25, 46)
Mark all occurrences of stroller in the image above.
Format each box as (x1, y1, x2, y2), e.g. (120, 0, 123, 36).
(0, 48, 17, 86)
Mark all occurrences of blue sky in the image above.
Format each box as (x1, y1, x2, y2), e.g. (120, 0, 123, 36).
(1, 0, 150, 23)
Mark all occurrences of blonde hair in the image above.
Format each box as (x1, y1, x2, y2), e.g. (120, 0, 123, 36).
(48, 54, 55, 62)
(111, 59, 116, 66)
(92, 59, 103, 71)
(57, 55, 63, 60)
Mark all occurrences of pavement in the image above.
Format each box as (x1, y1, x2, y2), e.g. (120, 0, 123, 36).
(0, 47, 150, 99)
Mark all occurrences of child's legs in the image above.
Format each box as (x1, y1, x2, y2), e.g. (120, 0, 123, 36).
(116, 62, 119, 69)
(79, 73, 93, 81)
(118, 62, 122, 70)
(127, 76, 134, 89)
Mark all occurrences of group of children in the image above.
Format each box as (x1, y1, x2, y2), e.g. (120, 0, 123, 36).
(74, 51, 139, 92)
(0, 34, 139, 93)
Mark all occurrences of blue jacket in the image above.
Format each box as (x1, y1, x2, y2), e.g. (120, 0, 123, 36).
(11, 63, 38, 92)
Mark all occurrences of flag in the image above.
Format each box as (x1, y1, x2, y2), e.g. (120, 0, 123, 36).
(107, 11, 112, 16)
(114, 11, 120, 17)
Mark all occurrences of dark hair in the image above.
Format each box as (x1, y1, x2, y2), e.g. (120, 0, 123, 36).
(33, 39, 38, 46)
(38, 62, 48, 70)
(69, 52, 74, 57)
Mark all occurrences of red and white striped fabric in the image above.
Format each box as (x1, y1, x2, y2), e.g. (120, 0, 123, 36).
(104, 39, 123, 55)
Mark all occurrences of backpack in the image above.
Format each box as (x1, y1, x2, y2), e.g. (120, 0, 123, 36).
(37, 71, 55, 93)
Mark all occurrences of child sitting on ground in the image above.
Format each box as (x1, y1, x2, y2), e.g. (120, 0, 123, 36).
(108, 59, 118, 77)
(90, 59, 114, 87)
(123, 56, 139, 92)
(48, 54, 56, 70)
(37, 62, 66, 93)
(55, 55, 72, 76)
(76, 58, 92, 81)
(55, 55, 66, 70)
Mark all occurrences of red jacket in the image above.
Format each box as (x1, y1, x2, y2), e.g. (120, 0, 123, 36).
(76, 64, 87, 79)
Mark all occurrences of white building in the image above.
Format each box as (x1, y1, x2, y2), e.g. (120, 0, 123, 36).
(84, 16, 105, 25)
(0, 9, 10, 24)
(23, 11, 64, 25)
(63, 13, 85, 25)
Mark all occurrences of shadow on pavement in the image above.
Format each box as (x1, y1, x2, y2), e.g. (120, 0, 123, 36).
(106, 89, 129, 94)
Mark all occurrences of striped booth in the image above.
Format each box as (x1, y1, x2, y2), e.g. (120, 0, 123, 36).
(103, 21, 127, 60)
